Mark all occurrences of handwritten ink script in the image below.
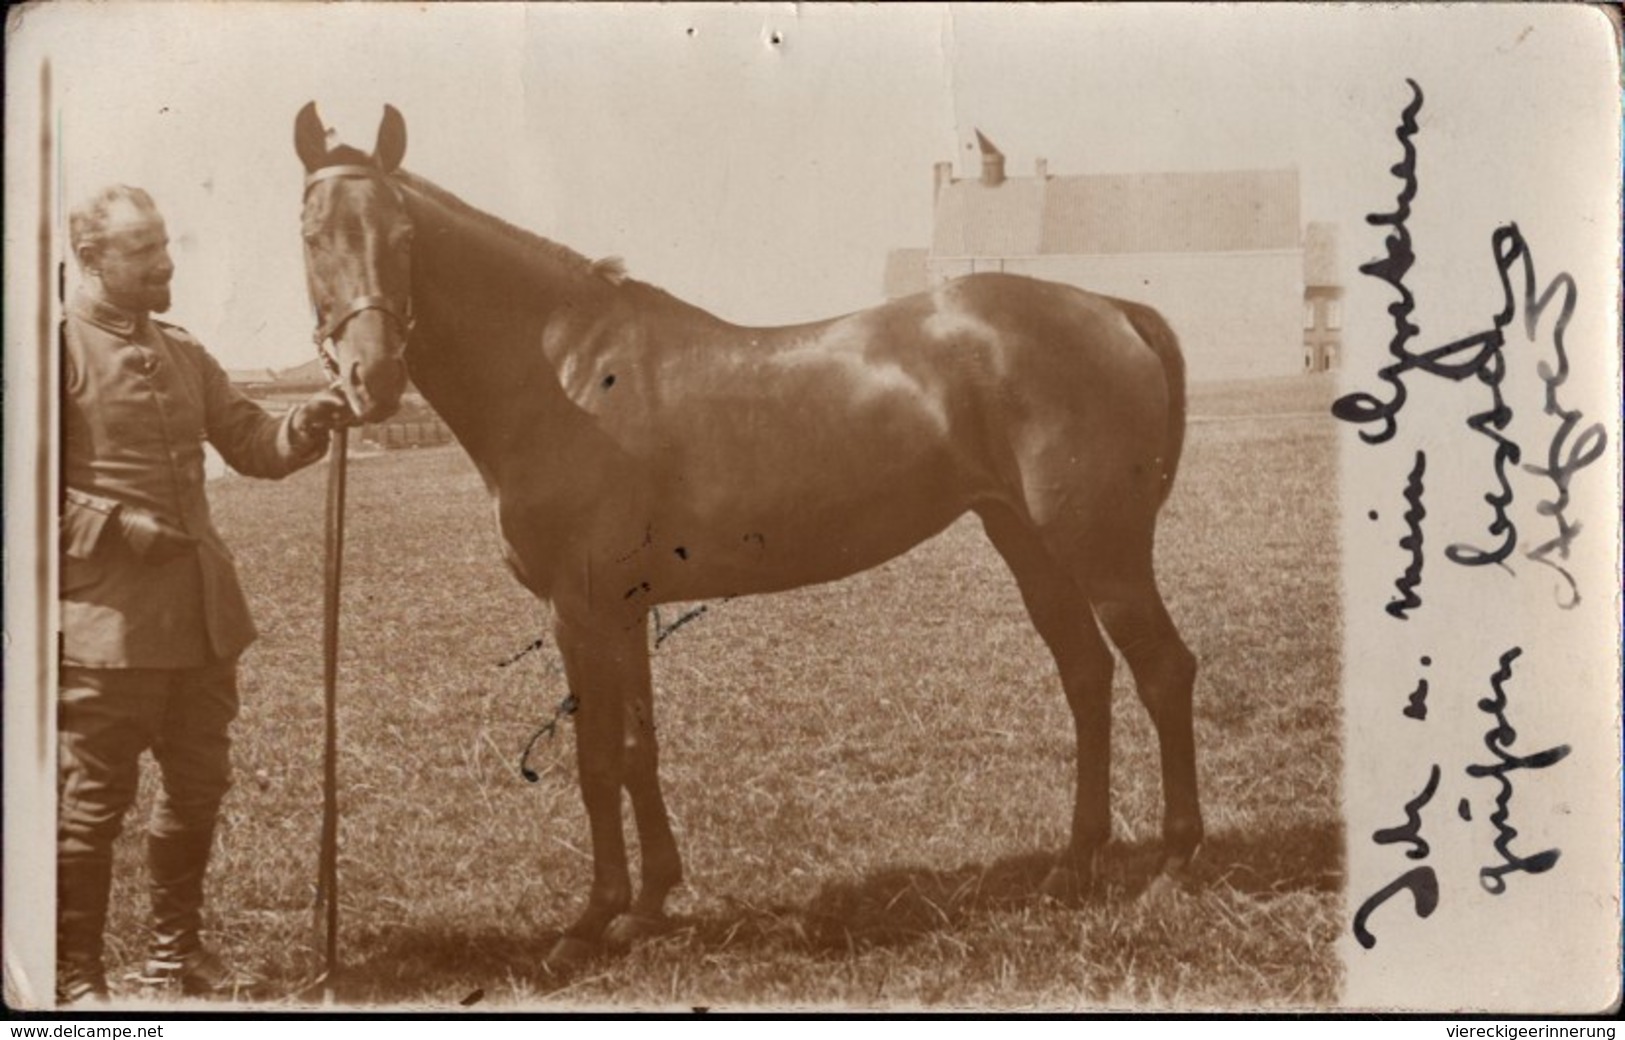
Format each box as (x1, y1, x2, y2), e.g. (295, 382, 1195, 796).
(1352, 647, 1571, 948)
(498, 601, 729, 780)
(1333, 79, 1607, 613)
(1341, 81, 1586, 951)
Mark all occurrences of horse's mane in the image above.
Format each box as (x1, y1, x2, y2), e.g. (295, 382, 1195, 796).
(392, 168, 629, 288)
(316, 146, 691, 312)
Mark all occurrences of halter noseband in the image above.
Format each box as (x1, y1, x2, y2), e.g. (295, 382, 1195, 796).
(303, 164, 414, 376)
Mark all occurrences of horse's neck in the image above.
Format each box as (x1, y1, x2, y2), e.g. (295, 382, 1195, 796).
(400, 185, 598, 470)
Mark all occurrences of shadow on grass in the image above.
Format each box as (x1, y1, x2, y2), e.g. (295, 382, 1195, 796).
(780, 816, 1343, 954)
(337, 818, 1341, 1001)
(1194, 817, 1345, 897)
(331, 922, 569, 1006)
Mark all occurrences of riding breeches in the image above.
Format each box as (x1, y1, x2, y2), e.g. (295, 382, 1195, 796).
(57, 661, 240, 976)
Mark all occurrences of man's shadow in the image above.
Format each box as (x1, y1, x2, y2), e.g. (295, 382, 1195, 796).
(344, 818, 1342, 1003)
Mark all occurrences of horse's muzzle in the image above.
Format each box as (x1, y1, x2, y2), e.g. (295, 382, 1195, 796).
(341, 354, 408, 424)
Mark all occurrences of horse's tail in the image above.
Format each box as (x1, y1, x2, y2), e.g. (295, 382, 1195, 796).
(1113, 297, 1187, 505)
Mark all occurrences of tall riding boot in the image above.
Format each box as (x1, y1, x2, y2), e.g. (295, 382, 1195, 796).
(146, 827, 213, 965)
(142, 828, 260, 998)
(139, 828, 247, 1001)
(57, 855, 114, 1005)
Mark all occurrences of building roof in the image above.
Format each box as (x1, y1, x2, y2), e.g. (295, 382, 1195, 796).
(882, 247, 930, 300)
(1303, 221, 1341, 286)
(933, 176, 1047, 257)
(225, 367, 278, 386)
(270, 357, 333, 390)
(259, 356, 425, 398)
(932, 167, 1301, 258)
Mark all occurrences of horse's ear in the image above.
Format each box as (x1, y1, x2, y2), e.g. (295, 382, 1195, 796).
(295, 102, 328, 172)
(375, 105, 407, 173)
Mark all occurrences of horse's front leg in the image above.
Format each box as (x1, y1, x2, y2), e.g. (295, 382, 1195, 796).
(545, 611, 644, 969)
(603, 655, 684, 948)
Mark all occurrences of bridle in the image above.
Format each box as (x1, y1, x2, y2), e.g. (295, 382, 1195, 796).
(303, 163, 414, 378)
(302, 166, 415, 1002)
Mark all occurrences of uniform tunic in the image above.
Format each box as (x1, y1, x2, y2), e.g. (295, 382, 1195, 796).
(60, 290, 324, 667)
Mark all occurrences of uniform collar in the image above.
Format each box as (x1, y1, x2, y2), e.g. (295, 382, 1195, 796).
(71, 289, 149, 338)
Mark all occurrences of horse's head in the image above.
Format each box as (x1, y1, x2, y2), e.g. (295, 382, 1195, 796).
(295, 102, 412, 423)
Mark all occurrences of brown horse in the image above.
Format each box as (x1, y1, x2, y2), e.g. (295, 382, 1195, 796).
(295, 103, 1200, 968)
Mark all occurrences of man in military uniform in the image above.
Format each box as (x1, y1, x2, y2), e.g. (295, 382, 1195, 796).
(58, 184, 354, 1004)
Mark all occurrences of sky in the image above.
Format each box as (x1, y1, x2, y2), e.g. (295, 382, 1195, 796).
(6, 2, 1608, 371)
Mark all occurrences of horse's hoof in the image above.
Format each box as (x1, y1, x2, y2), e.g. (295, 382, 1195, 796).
(1039, 865, 1092, 905)
(604, 912, 670, 948)
(1143, 856, 1196, 904)
(542, 936, 596, 974)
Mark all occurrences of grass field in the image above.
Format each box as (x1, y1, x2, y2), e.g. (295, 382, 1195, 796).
(100, 373, 1343, 1010)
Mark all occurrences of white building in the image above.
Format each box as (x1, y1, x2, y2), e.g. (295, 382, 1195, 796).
(886, 132, 1316, 383)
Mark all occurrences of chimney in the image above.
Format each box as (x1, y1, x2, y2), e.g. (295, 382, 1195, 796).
(974, 129, 1005, 187)
(1035, 157, 1048, 180)
(933, 161, 953, 203)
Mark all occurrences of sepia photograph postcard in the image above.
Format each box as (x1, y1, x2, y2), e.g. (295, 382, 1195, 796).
(5, 1, 1620, 1015)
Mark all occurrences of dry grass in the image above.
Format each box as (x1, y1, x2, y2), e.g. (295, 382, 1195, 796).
(100, 373, 1342, 1011)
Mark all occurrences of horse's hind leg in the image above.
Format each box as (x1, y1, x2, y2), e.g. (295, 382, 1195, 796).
(1093, 560, 1201, 881)
(978, 504, 1115, 901)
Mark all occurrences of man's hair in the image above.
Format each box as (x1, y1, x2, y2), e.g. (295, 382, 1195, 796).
(68, 185, 158, 266)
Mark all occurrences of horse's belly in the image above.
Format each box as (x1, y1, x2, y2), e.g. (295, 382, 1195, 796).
(646, 499, 966, 604)
(560, 454, 967, 611)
